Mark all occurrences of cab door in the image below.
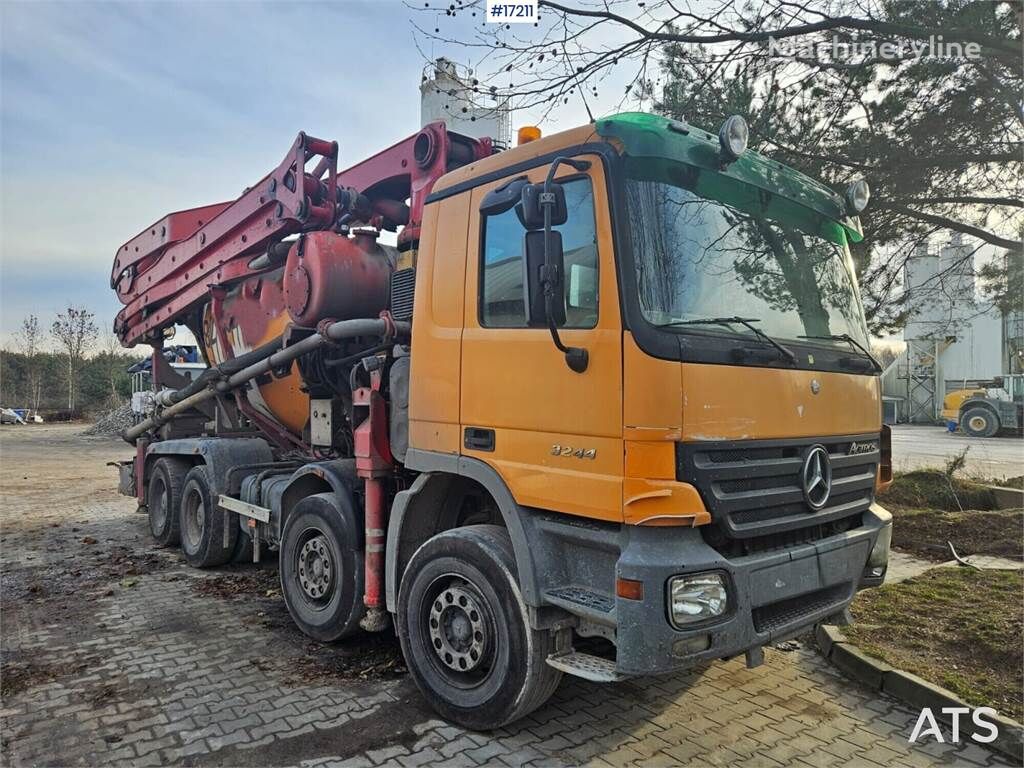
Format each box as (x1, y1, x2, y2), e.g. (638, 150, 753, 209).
(460, 156, 623, 522)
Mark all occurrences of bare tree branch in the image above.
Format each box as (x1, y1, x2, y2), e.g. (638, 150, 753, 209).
(876, 203, 1023, 252)
(539, 0, 1020, 62)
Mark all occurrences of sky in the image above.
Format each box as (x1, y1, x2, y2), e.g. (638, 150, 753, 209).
(2, 1, 988, 353)
(0, 0, 598, 349)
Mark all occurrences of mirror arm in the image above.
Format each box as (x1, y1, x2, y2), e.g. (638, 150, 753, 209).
(540, 157, 591, 374)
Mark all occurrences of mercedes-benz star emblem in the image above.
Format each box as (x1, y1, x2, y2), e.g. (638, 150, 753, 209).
(802, 445, 832, 510)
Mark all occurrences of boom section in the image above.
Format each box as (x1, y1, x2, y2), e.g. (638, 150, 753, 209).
(112, 123, 491, 346)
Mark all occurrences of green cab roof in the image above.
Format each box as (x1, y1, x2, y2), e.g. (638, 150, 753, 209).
(595, 112, 864, 243)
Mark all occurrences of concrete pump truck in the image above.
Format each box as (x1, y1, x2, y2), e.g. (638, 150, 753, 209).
(112, 110, 893, 729)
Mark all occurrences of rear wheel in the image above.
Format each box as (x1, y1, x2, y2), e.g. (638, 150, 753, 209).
(279, 493, 365, 642)
(179, 465, 236, 568)
(397, 525, 562, 730)
(147, 458, 187, 547)
(962, 407, 999, 438)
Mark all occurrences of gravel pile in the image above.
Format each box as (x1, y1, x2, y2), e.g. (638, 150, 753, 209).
(83, 402, 135, 436)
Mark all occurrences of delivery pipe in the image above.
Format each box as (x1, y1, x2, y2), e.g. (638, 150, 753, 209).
(123, 317, 409, 444)
(154, 336, 285, 407)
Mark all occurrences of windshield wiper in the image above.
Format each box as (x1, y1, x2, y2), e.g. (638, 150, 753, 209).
(798, 333, 882, 372)
(657, 316, 798, 366)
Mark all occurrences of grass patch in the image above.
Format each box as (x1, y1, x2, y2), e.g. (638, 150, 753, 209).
(879, 470, 1023, 562)
(847, 568, 1023, 723)
(879, 469, 998, 511)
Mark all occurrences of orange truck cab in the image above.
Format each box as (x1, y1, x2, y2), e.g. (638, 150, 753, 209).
(118, 111, 893, 730)
(392, 112, 892, 700)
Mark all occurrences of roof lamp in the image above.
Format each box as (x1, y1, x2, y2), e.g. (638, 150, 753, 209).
(518, 126, 542, 145)
(718, 115, 749, 161)
(846, 179, 870, 213)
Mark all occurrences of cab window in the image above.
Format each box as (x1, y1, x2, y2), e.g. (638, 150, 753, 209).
(480, 177, 598, 328)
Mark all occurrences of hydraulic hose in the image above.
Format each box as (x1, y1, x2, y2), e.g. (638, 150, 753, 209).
(123, 317, 409, 444)
(155, 336, 285, 407)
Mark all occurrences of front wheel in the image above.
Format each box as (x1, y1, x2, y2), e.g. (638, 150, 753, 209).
(397, 525, 562, 730)
(962, 407, 999, 438)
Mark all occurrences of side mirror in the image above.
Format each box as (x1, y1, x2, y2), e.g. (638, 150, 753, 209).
(514, 155, 592, 374)
(479, 177, 529, 217)
(524, 230, 565, 327)
(520, 182, 567, 229)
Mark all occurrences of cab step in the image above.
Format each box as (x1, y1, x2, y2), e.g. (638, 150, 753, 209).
(545, 651, 625, 682)
(544, 586, 614, 614)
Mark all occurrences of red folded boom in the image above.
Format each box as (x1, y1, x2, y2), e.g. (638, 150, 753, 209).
(112, 123, 491, 346)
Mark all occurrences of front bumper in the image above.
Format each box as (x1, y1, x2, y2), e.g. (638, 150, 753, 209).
(613, 503, 891, 676)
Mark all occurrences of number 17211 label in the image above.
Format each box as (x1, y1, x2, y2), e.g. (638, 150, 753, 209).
(486, 0, 538, 23)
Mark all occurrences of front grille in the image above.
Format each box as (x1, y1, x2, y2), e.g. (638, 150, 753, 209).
(753, 584, 850, 634)
(678, 433, 880, 540)
(705, 514, 861, 558)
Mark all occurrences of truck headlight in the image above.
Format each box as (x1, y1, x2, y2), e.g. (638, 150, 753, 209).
(669, 572, 729, 626)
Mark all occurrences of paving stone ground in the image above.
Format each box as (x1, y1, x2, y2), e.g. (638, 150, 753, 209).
(885, 551, 936, 585)
(1, 425, 1017, 767)
(887, 549, 1024, 586)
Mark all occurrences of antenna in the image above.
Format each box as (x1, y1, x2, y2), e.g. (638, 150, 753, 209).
(578, 88, 595, 123)
(564, 49, 595, 123)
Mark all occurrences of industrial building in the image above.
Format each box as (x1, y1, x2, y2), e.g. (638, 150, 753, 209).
(420, 58, 511, 146)
(881, 234, 1022, 423)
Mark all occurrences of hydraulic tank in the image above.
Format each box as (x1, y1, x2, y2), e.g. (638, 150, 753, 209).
(283, 230, 393, 327)
(200, 230, 395, 438)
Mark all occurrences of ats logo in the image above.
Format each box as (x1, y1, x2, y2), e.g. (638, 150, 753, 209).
(909, 707, 999, 745)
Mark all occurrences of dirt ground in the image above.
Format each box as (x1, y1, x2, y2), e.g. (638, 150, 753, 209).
(0, 424, 1011, 767)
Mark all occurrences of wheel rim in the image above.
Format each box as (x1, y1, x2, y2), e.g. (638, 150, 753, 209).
(182, 486, 205, 551)
(150, 475, 167, 533)
(968, 415, 988, 432)
(429, 584, 488, 673)
(421, 574, 496, 687)
(297, 533, 334, 604)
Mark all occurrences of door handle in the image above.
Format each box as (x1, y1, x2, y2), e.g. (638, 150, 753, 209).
(464, 427, 495, 452)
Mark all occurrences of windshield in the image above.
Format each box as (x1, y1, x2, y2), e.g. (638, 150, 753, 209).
(624, 162, 869, 346)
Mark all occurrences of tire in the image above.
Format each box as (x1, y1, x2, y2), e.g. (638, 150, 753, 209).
(961, 407, 999, 438)
(179, 465, 237, 568)
(231, 526, 255, 563)
(230, 525, 271, 564)
(147, 458, 187, 547)
(396, 525, 562, 731)
(279, 492, 365, 642)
